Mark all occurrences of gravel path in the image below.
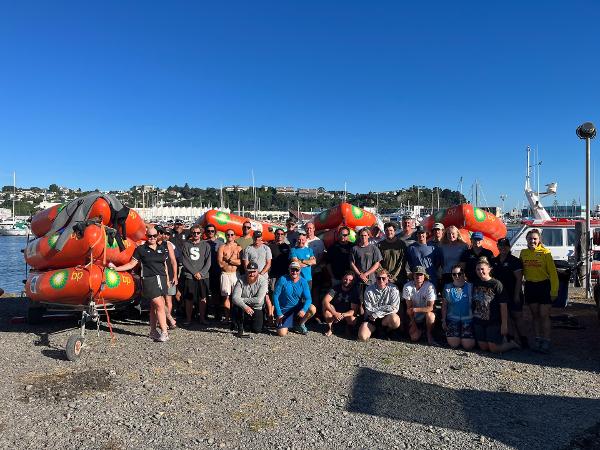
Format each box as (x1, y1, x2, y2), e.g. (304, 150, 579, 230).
(0, 292, 598, 450)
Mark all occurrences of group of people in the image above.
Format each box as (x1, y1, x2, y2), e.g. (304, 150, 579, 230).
(109, 215, 559, 354)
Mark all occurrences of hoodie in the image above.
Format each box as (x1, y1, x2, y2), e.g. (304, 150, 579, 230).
(519, 245, 559, 297)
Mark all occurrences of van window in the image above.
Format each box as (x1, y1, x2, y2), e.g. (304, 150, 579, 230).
(567, 229, 576, 246)
(541, 228, 563, 247)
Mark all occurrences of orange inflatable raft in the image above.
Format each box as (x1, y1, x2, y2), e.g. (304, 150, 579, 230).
(26, 265, 136, 306)
(201, 210, 282, 241)
(422, 204, 507, 241)
(102, 237, 137, 266)
(25, 225, 105, 270)
(30, 198, 112, 238)
(313, 203, 377, 232)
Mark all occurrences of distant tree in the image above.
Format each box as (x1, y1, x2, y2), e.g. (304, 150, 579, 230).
(49, 183, 60, 193)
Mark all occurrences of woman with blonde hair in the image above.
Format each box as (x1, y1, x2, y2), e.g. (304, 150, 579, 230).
(439, 225, 468, 287)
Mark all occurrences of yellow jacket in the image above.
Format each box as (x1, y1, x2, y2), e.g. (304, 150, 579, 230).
(519, 245, 559, 297)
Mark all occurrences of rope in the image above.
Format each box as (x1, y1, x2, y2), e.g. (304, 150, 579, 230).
(99, 297, 115, 341)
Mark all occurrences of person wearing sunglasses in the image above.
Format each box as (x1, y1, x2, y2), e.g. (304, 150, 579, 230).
(326, 227, 354, 287)
(204, 224, 224, 321)
(460, 232, 494, 282)
(472, 257, 520, 353)
(358, 269, 401, 342)
(217, 228, 242, 323)
(242, 231, 272, 280)
(285, 217, 299, 248)
(231, 261, 268, 337)
(109, 227, 170, 342)
(441, 265, 475, 350)
(402, 265, 437, 345)
(180, 225, 212, 326)
(156, 226, 178, 329)
(272, 261, 316, 336)
(235, 220, 254, 251)
(267, 229, 291, 321)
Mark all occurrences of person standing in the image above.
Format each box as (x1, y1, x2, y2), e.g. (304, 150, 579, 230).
(305, 222, 327, 316)
(204, 224, 223, 320)
(273, 261, 316, 336)
(428, 222, 445, 247)
(157, 226, 178, 329)
(109, 228, 170, 342)
(439, 225, 468, 287)
(406, 226, 443, 287)
(180, 225, 212, 325)
(327, 227, 354, 287)
(235, 220, 254, 252)
(519, 229, 558, 353)
(217, 229, 242, 322)
(242, 231, 272, 279)
(399, 215, 417, 246)
(290, 231, 316, 286)
(350, 228, 383, 288)
(357, 269, 401, 342)
(231, 262, 269, 337)
(460, 232, 494, 282)
(285, 218, 300, 248)
(378, 222, 407, 287)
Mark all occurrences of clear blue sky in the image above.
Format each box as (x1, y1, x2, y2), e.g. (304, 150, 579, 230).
(1, 1, 599, 210)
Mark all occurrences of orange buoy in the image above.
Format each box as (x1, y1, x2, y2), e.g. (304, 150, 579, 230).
(103, 237, 137, 266)
(201, 210, 280, 241)
(26, 265, 136, 306)
(422, 204, 507, 241)
(30, 198, 113, 237)
(313, 203, 377, 231)
(124, 208, 147, 241)
(458, 229, 499, 256)
(25, 225, 105, 270)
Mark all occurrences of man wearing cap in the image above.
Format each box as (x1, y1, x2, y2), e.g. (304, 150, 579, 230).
(235, 220, 254, 251)
(460, 232, 494, 282)
(403, 265, 437, 345)
(242, 231, 272, 279)
(358, 268, 401, 342)
(285, 218, 300, 248)
(428, 223, 445, 247)
(290, 231, 316, 285)
(406, 226, 443, 286)
(491, 238, 528, 347)
(170, 219, 188, 251)
(231, 261, 269, 337)
(327, 226, 354, 287)
(399, 215, 417, 246)
(273, 261, 316, 336)
(378, 222, 408, 286)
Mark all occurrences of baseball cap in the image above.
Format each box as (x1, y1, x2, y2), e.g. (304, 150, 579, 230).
(247, 262, 259, 271)
(402, 214, 414, 220)
(471, 232, 484, 240)
(155, 225, 165, 233)
(497, 238, 510, 247)
(174, 219, 183, 225)
(253, 231, 263, 239)
(432, 223, 445, 230)
(289, 261, 301, 270)
(415, 225, 426, 233)
(413, 266, 428, 276)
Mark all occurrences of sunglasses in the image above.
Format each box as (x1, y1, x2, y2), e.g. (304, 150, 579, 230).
(206, 230, 216, 233)
(290, 268, 300, 272)
(341, 234, 349, 237)
(452, 272, 464, 277)
(226, 233, 235, 237)
(243, 225, 251, 229)
(376, 276, 387, 280)
(191, 231, 202, 235)
(147, 234, 158, 238)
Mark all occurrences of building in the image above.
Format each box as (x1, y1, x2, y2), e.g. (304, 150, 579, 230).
(276, 186, 296, 196)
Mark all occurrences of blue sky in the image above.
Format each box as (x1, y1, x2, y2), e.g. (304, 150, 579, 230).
(1, 1, 599, 210)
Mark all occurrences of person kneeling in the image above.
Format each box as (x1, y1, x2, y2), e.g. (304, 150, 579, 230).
(358, 269, 401, 342)
(403, 266, 438, 345)
(231, 262, 270, 338)
(273, 261, 316, 336)
(322, 271, 361, 337)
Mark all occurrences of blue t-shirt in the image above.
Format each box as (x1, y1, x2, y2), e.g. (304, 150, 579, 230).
(443, 282, 472, 320)
(273, 275, 312, 316)
(407, 243, 442, 285)
(289, 246, 315, 281)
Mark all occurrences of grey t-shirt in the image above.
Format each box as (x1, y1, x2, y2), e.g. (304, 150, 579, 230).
(440, 242, 468, 273)
(242, 244, 273, 273)
(351, 244, 383, 284)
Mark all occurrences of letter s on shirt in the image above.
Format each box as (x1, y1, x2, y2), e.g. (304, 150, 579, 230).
(190, 247, 200, 261)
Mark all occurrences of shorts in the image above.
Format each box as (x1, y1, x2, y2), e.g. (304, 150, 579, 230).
(142, 275, 168, 300)
(277, 304, 304, 329)
(220, 271, 239, 296)
(183, 277, 210, 303)
(473, 321, 503, 345)
(446, 318, 474, 339)
(524, 280, 551, 305)
(331, 300, 356, 314)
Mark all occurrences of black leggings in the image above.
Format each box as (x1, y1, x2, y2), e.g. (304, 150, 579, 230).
(232, 305, 264, 333)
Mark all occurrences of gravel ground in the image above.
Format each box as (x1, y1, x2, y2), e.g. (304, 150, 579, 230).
(0, 290, 598, 450)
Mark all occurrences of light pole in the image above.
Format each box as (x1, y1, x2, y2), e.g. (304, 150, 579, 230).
(576, 122, 596, 299)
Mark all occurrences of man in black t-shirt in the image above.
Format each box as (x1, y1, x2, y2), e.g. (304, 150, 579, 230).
(491, 238, 528, 347)
(460, 232, 494, 282)
(322, 271, 361, 336)
(327, 227, 354, 286)
(268, 229, 291, 292)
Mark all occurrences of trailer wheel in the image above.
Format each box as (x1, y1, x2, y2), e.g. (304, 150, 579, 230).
(65, 335, 84, 361)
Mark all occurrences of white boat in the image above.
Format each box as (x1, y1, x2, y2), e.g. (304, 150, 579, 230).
(0, 172, 30, 236)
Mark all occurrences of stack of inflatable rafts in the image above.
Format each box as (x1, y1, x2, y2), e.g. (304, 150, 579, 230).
(422, 204, 506, 256)
(24, 194, 146, 306)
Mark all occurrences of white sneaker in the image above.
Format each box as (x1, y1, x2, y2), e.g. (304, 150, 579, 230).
(155, 330, 169, 342)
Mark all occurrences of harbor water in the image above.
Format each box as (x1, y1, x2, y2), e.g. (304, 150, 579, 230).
(0, 236, 29, 294)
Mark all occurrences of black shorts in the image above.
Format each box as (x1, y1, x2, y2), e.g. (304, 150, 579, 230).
(331, 300, 355, 314)
(183, 277, 210, 303)
(142, 275, 168, 300)
(524, 280, 551, 305)
(473, 321, 503, 345)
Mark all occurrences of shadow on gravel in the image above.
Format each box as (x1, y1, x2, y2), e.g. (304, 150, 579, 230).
(348, 367, 600, 450)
